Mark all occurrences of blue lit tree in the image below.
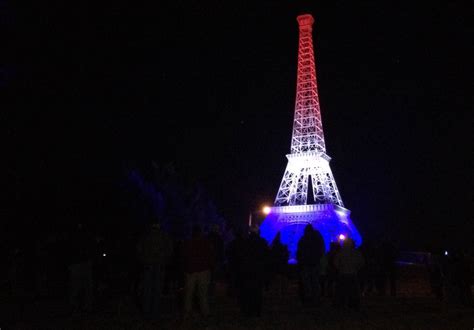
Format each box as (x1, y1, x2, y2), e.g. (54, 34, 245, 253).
(121, 162, 223, 237)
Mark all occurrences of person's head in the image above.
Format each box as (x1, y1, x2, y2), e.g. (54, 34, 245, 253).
(304, 224, 313, 235)
(192, 224, 202, 238)
(210, 224, 220, 234)
(342, 237, 355, 250)
(233, 228, 243, 240)
(248, 224, 259, 236)
(272, 232, 282, 245)
(312, 229, 324, 245)
(329, 242, 339, 251)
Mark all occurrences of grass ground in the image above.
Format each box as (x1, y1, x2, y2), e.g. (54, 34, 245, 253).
(5, 264, 474, 329)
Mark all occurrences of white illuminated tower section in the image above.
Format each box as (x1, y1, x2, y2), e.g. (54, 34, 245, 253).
(260, 14, 361, 261)
(275, 14, 343, 207)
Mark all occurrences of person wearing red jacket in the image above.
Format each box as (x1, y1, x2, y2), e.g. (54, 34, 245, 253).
(182, 225, 215, 318)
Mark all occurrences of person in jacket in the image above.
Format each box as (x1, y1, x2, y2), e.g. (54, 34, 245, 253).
(270, 232, 289, 297)
(334, 238, 364, 310)
(238, 225, 269, 317)
(136, 223, 172, 318)
(296, 224, 325, 306)
(68, 223, 95, 314)
(182, 224, 215, 318)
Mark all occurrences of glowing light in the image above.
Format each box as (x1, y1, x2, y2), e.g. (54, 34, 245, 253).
(444, 251, 448, 256)
(262, 206, 271, 215)
(103, 253, 107, 257)
(338, 234, 346, 241)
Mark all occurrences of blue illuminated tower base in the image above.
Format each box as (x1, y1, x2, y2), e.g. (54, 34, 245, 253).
(260, 204, 362, 263)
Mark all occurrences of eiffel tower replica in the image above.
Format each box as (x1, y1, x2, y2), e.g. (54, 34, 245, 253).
(260, 14, 362, 261)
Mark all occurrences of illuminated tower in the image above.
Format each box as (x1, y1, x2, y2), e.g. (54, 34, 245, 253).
(260, 14, 361, 261)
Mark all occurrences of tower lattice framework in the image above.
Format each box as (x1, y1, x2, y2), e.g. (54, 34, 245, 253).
(274, 14, 343, 207)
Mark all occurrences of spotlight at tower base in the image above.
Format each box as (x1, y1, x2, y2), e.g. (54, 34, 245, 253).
(262, 206, 271, 215)
(338, 234, 346, 241)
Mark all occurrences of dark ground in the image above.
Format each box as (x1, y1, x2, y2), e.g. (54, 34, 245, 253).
(3, 264, 474, 329)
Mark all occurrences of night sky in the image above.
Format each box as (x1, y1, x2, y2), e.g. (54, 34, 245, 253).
(5, 1, 473, 250)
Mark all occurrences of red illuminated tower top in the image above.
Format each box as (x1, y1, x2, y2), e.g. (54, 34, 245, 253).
(291, 14, 326, 154)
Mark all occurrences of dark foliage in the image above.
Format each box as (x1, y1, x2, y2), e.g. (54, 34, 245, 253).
(121, 162, 223, 237)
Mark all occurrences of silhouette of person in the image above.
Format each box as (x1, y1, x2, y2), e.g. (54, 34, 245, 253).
(382, 239, 398, 297)
(207, 224, 224, 296)
(296, 224, 324, 306)
(225, 228, 245, 298)
(319, 252, 329, 297)
(163, 237, 184, 302)
(457, 251, 473, 307)
(270, 232, 289, 297)
(334, 238, 364, 310)
(181, 224, 215, 318)
(238, 225, 269, 317)
(374, 239, 398, 296)
(7, 246, 28, 321)
(68, 223, 95, 314)
(326, 241, 341, 298)
(136, 222, 172, 318)
(359, 240, 377, 296)
(429, 254, 444, 300)
(445, 250, 473, 306)
(34, 233, 50, 298)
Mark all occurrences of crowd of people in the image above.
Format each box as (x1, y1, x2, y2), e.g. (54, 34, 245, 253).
(3, 222, 473, 323)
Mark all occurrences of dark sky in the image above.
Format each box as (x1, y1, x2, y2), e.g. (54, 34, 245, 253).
(5, 1, 473, 249)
